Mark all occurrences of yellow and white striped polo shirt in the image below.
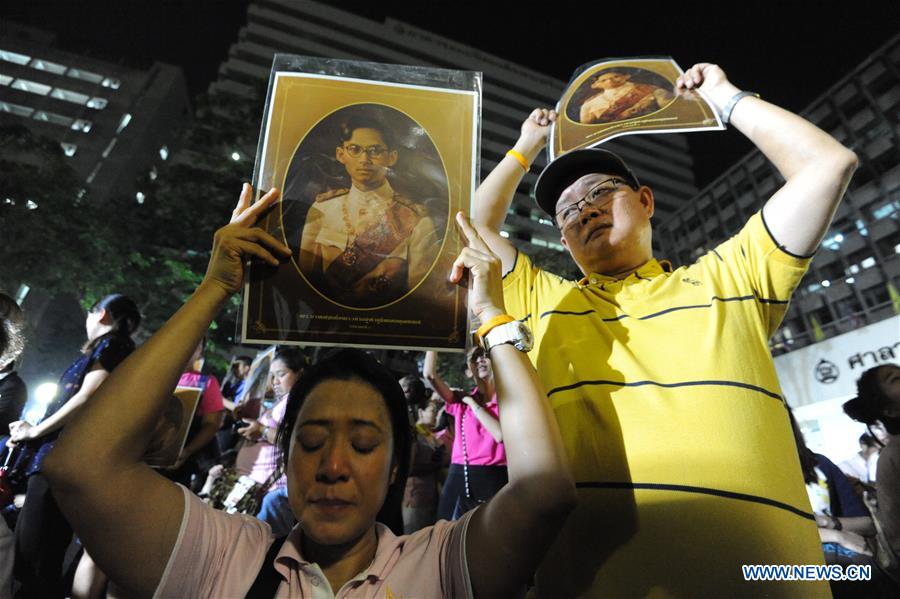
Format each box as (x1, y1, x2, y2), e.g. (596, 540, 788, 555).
(502, 212, 829, 598)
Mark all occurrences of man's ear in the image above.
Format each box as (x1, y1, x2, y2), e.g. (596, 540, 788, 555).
(387, 149, 398, 168)
(336, 145, 348, 165)
(639, 186, 655, 219)
(96, 308, 113, 325)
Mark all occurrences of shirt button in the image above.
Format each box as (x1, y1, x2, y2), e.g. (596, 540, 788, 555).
(311, 576, 320, 587)
(590, 278, 599, 285)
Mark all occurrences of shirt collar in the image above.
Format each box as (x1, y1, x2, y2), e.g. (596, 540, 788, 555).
(579, 258, 670, 286)
(274, 522, 398, 583)
(347, 180, 394, 204)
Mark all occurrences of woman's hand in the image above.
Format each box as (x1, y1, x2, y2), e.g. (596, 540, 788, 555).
(202, 184, 292, 296)
(9, 420, 37, 442)
(237, 419, 263, 442)
(449, 212, 506, 322)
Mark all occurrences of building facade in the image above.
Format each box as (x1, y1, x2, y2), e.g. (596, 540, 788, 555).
(0, 23, 191, 203)
(211, 0, 699, 254)
(656, 34, 900, 355)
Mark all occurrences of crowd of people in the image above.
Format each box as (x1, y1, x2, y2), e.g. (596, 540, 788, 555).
(0, 60, 898, 598)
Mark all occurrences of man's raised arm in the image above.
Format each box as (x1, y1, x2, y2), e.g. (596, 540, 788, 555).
(678, 63, 858, 257)
(473, 108, 556, 273)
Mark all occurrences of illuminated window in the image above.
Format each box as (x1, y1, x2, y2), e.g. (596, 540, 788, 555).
(0, 101, 34, 118)
(101, 138, 117, 158)
(0, 50, 30, 65)
(159, 145, 169, 160)
(86, 97, 108, 110)
(66, 68, 103, 85)
(31, 59, 66, 75)
(101, 77, 121, 89)
(50, 88, 89, 105)
(116, 113, 132, 133)
(60, 142, 78, 156)
(135, 191, 146, 204)
(70, 119, 93, 133)
(0, 74, 12, 86)
(33, 111, 74, 127)
(11, 78, 51, 95)
(861, 256, 876, 269)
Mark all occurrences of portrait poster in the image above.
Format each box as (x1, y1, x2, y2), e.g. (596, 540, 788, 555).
(549, 57, 724, 160)
(241, 55, 481, 352)
(144, 386, 203, 468)
(234, 345, 276, 418)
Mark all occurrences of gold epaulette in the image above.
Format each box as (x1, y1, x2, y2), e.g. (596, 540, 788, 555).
(392, 192, 425, 216)
(315, 188, 349, 203)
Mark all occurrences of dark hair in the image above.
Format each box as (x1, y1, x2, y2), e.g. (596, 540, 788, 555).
(235, 355, 253, 367)
(859, 432, 876, 448)
(399, 374, 427, 408)
(273, 347, 309, 375)
(0, 292, 25, 368)
(82, 294, 141, 354)
(787, 408, 819, 485)
(844, 365, 900, 435)
(276, 348, 412, 535)
(339, 115, 396, 149)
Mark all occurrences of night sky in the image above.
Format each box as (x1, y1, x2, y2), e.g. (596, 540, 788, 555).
(2, 0, 898, 186)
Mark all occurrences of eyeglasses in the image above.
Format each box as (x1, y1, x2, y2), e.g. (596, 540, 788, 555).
(342, 144, 389, 158)
(555, 177, 628, 228)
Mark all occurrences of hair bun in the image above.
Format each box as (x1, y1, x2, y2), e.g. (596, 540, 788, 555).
(843, 396, 876, 424)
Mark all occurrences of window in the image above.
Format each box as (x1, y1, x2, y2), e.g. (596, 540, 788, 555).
(11, 78, 52, 95)
(86, 97, 108, 110)
(101, 138, 117, 158)
(159, 145, 169, 160)
(60, 142, 77, 157)
(0, 101, 34, 118)
(70, 119, 92, 133)
(33, 111, 74, 127)
(31, 59, 66, 75)
(0, 49, 30, 65)
(0, 74, 12, 86)
(101, 77, 121, 89)
(66, 68, 103, 85)
(116, 113, 132, 134)
(50, 88, 89, 105)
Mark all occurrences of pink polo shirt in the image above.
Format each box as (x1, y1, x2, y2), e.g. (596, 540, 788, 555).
(155, 486, 475, 598)
(177, 372, 225, 416)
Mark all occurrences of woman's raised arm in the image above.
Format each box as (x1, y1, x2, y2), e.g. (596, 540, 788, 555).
(448, 212, 576, 598)
(42, 185, 291, 597)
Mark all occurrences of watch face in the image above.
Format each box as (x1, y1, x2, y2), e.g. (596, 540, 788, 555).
(512, 321, 534, 352)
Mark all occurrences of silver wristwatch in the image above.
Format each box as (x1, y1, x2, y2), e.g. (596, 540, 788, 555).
(480, 320, 534, 354)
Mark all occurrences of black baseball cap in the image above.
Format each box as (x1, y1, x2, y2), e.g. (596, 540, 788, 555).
(534, 148, 640, 218)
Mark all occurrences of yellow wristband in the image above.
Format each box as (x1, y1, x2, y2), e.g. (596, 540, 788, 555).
(506, 149, 529, 172)
(475, 314, 515, 341)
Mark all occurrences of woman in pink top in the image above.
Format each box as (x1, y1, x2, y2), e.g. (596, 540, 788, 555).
(42, 186, 576, 598)
(425, 349, 508, 521)
(233, 347, 308, 489)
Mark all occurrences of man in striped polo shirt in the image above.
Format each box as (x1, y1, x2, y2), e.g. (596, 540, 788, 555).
(473, 63, 857, 596)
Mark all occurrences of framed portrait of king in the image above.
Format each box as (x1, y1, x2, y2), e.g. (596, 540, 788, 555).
(240, 55, 481, 352)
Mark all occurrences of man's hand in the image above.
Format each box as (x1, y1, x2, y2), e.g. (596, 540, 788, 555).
(517, 108, 556, 155)
(202, 184, 292, 297)
(675, 63, 740, 114)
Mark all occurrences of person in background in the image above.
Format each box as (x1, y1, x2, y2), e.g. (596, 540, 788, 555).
(425, 349, 507, 521)
(844, 364, 900, 580)
(7, 293, 140, 598)
(402, 376, 446, 533)
(0, 293, 26, 445)
(164, 337, 226, 492)
(839, 432, 880, 485)
(0, 292, 26, 599)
